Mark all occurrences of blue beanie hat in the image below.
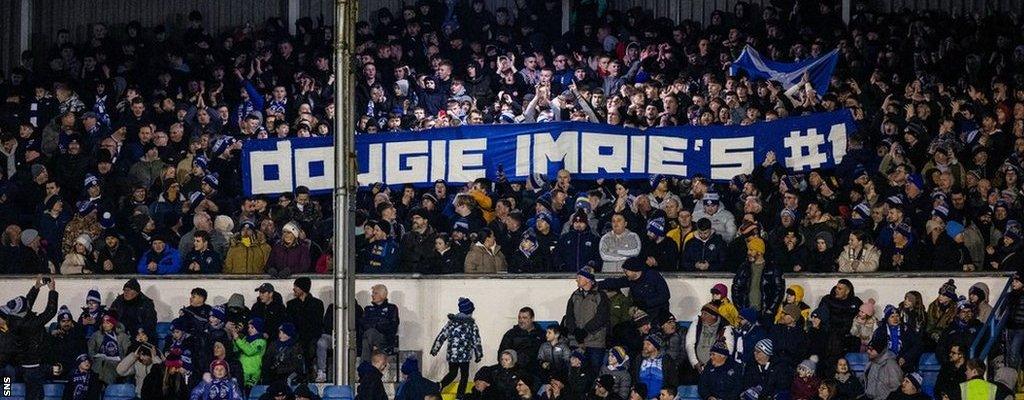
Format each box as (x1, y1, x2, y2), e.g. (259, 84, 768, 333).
(739, 307, 758, 324)
(87, 289, 101, 304)
(710, 341, 731, 357)
(458, 297, 475, 314)
(280, 322, 297, 339)
(754, 338, 773, 356)
(907, 174, 925, 190)
(210, 306, 226, 322)
(248, 317, 265, 334)
(946, 221, 965, 239)
(171, 317, 188, 332)
(644, 334, 663, 350)
(401, 357, 420, 375)
(577, 267, 596, 283)
(884, 304, 898, 320)
(57, 305, 73, 322)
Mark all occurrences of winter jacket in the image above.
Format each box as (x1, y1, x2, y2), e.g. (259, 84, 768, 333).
(465, 243, 508, 273)
(692, 207, 737, 241)
(818, 289, 864, 357)
(864, 350, 903, 400)
(356, 363, 388, 400)
(732, 260, 786, 316)
(538, 339, 572, 375)
(598, 270, 671, 322)
(834, 373, 865, 399)
(357, 237, 399, 273)
(48, 324, 89, 378)
(286, 294, 325, 343)
(562, 288, 610, 349)
(680, 233, 728, 271)
(223, 233, 271, 274)
(188, 377, 245, 400)
(88, 326, 131, 384)
(1006, 288, 1024, 330)
(263, 339, 305, 384)
(971, 282, 993, 322)
(851, 316, 880, 349)
(871, 323, 923, 371)
(697, 358, 743, 400)
(769, 323, 808, 369)
(95, 242, 136, 274)
(140, 364, 190, 400)
(684, 317, 735, 367)
(631, 354, 679, 397)
(556, 230, 601, 272)
(61, 370, 104, 400)
(498, 323, 545, 372)
(774, 284, 812, 324)
(266, 239, 311, 276)
(926, 299, 957, 343)
(598, 230, 642, 272)
(250, 294, 287, 339)
(791, 375, 822, 400)
(396, 372, 440, 400)
(399, 228, 437, 273)
(233, 336, 267, 387)
(136, 247, 183, 275)
(742, 360, 791, 398)
(109, 293, 158, 342)
(183, 248, 223, 274)
(431, 313, 484, 363)
(362, 300, 400, 352)
(837, 243, 882, 272)
(732, 321, 768, 366)
(9, 285, 59, 366)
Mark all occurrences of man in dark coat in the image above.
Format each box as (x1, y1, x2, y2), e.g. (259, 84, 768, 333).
(48, 305, 88, 379)
(498, 307, 545, 374)
(731, 237, 785, 322)
(361, 284, 400, 359)
(629, 335, 678, 395)
(108, 279, 157, 341)
(356, 358, 388, 400)
(640, 218, 679, 272)
(399, 209, 437, 273)
(94, 231, 136, 274)
(936, 300, 983, 368)
(740, 339, 791, 399)
(598, 258, 671, 323)
(555, 211, 600, 272)
(286, 277, 325, 379)
(872, 305, 923, 372)
(770, 304, 808, 369)
(6, 278, 59, 400)
(251, 283, 287, 339)
(816, 279, 863, 359)
(697, 342, 742, 400)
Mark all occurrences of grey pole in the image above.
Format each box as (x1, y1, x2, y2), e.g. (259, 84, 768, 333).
(333, 0, 358, 387)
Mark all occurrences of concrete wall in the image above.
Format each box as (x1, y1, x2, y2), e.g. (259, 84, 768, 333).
(0, 273, 1010, 378)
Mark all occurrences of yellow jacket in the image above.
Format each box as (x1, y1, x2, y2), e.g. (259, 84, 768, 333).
(774, 284, 812, 324)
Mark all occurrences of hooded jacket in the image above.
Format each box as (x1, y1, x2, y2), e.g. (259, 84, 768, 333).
(563, 287, 610, 349)
(233, 335, 266, 388)
(970, 282, 992, 322)
(431, 313, 483, 363)
(109, 292, 158, 342)
(465, 242, 508, 273)
(774, 285, 812, 324)
(250, 292, 287, 338)
(498, 323, 544, 372)
(863, 350, 903, 400)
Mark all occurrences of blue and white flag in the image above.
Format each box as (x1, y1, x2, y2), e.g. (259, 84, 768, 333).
(730, 45, 840, 95)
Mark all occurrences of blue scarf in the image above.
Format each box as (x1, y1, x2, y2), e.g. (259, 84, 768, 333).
(169, 336, 193, 371)
(886, 324, 902, 354)
(639, 356, 664, 399)
(268, 99, 288, 115)
(204, 377, 237, 400)
(101, 331, 121, 358)
(70, 369, 93, 400)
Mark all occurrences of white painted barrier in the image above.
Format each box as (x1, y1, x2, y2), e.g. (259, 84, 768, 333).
(0, 273, 1009, 378)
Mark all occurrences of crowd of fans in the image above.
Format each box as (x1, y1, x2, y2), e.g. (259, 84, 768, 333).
(2, 0, 1024, 398)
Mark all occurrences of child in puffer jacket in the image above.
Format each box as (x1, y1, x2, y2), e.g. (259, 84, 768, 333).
(604, 346, 632, 399)
(851, 298, 879, 352)
(537, 325, 572, 379)
(431, 297, 483, 398)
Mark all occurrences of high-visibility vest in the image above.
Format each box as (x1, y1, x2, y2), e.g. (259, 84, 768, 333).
(960, 378, 998, 400)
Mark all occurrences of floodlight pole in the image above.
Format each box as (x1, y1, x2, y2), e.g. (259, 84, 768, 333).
(333, 0, 358, 387)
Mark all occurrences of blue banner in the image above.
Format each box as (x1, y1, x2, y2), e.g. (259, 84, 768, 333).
(730, 45, 839, 95)
(241, 110, 854, 195)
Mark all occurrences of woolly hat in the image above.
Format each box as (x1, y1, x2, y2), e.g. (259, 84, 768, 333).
(739, 307, 758, 324)
(798, 359, 817, 374)
(248, 317, 265, 335)
(906, 372, 923, 391)
(102, 314, 118, 327)
(282, 221, 302, 237)
(884, 305, 898, 321)
(647, 217, 666, 237)
(710, 341, 731, 357)
(906, 174, 925, 190)
(76, 353, 90, 366)
(76, 234, 93, 252)
(754, 338, 774, 356)
(401, 357, 420, 375)
(622, 257, 644, 272)
(711, 283, 729, 298)
(932, 205, 950, 221)
(164, 349, 184, 368)
(279, 322, 297, 339)
(957, 296, 974, 311)
(644, 334, 663, 351)
(19, 229, 39, 246)
(574, 194, 591, 212)
(631, 308, 650, 324)
(203, 173, 220, 188)
(860, 298, 876, 317)
(210, 359, 230, 375)
(577, 267, 596, 283)
(57, 305, 73, 322)
(780, 208, 797, 221)
(31, 164, 45, 180)
(852, 202, 871, 219)
(123, 278, 141, 292)
(939, 279, 958, 301)
(741, 387, 763, 400)
(86, 289, 101, 304)
(210, 306, 226, 322)
(458, 297, 475, 314)
(703, 191, 721, 205)
(946, 221, 965, 239)
(746, 236, 766, 255)
(474, 366, 494, 383)
(608, 346, 628, 365)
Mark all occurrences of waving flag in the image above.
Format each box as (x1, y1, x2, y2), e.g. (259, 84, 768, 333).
(730, 45, 840, 95)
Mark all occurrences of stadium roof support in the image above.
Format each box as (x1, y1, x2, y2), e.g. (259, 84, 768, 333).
(333, 0, 358, 386)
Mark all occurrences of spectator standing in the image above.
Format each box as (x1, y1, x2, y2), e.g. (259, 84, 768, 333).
(562, 267, 609, 372)
(685, 303, 734, 373)
(555, 211, 600, 272)
(63, 354, 104, 400)
(863, 338, 903, 400)
(232, 317, 267, 390)
(732, 237, 785, 320)
(465, 228, 507, 273)
(771, 304, 808, 370)
(286, 277, 325, 380)
(818, 279, 863, 360)
(733, 307, 768, 366)
(431, 297, 483, 398)
(599, 213, 641, 272)
(251, 283, 287, 341)
(49, 306, 87, 379)
(598, 258, 670, 322)
(8, 278, 59, 400)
